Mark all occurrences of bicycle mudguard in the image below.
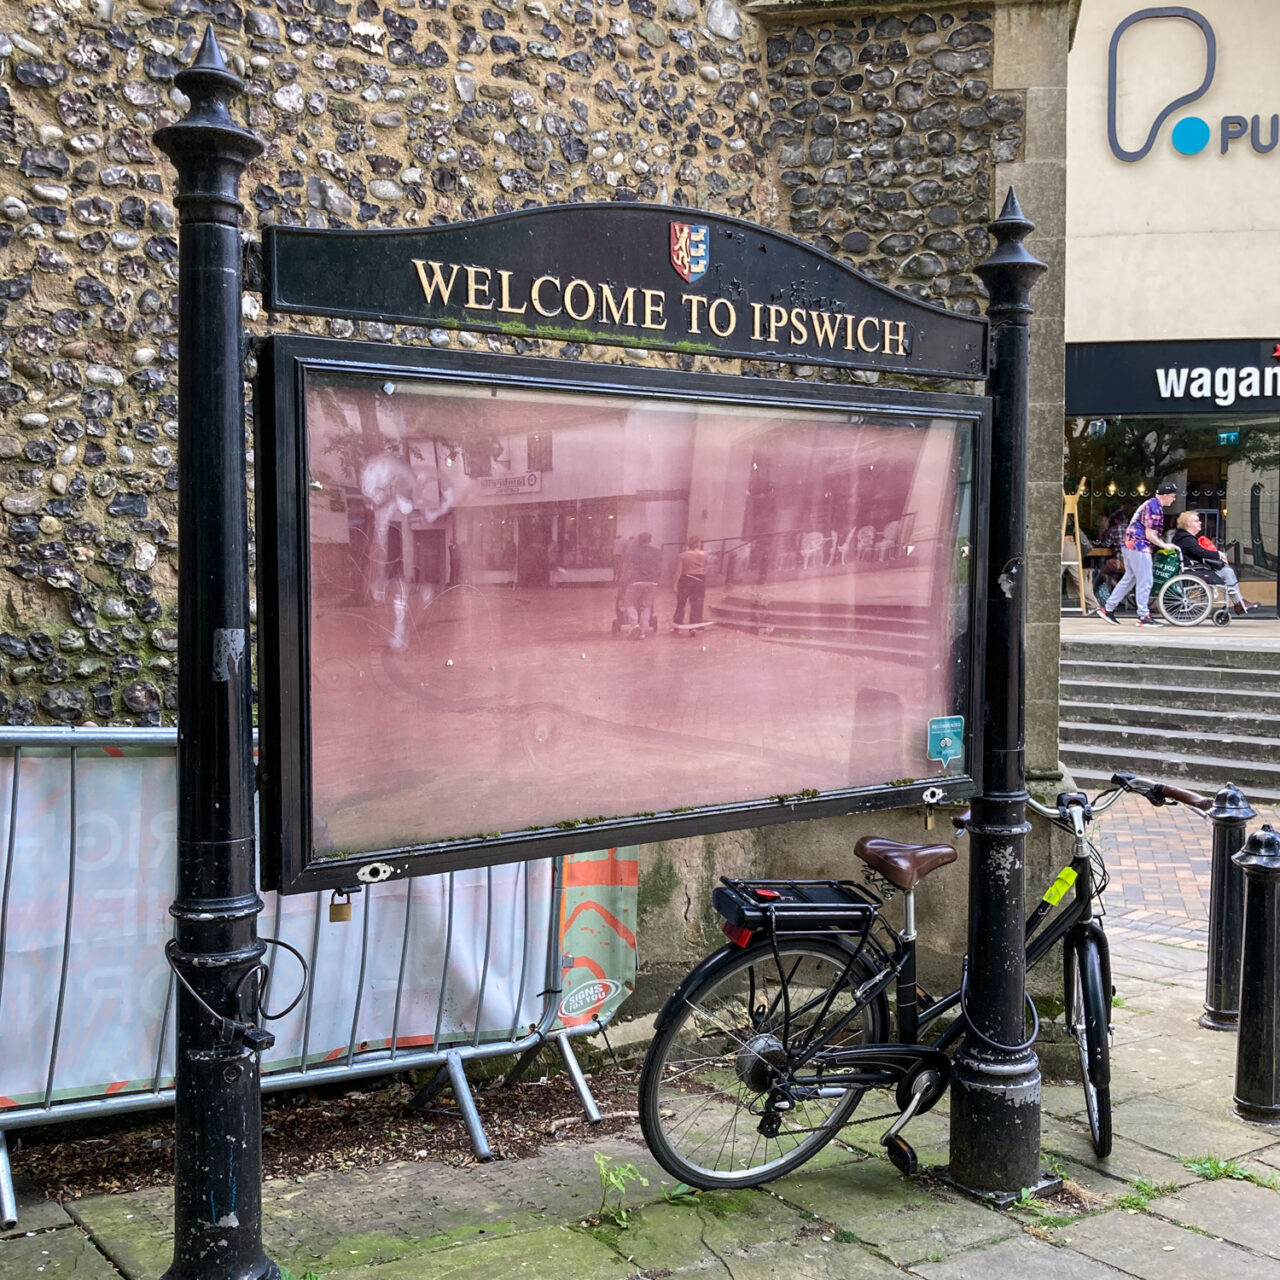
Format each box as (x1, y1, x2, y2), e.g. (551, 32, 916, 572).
(1068, 932, 1111, 1089)
(1078, 918, 1112, 1027)
(652, 944, 739, 1034)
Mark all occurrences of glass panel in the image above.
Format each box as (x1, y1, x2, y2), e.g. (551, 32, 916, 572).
(1064, 413, 1279, 613)
(303, 372, 974, 858)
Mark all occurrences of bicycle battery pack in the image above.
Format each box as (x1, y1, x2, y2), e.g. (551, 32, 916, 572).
(713, 878, 879, 932)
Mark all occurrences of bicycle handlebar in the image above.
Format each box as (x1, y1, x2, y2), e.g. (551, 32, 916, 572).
(948, 771, 1211, 833)
(1110, 772, 1212, 812)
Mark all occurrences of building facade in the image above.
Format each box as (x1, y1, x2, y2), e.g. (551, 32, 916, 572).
(1066, 0, 1280, 610)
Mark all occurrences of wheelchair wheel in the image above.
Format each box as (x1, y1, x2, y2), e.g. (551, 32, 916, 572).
(1158, 574, 1212, 626)
(1212, 608, 1232, 627)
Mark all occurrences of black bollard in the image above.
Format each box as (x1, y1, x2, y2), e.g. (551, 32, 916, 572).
(154, 28, 278, 1280)
(947, 189, 1047, 1200)
(1233, 824, 1280, 1125)
(1201, 783, 1256, 1031)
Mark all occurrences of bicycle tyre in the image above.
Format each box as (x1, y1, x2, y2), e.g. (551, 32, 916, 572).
(1066, 933, 1112, 1157)
(1158, 574, 1212, 626)
(639, 938, 889, 1190)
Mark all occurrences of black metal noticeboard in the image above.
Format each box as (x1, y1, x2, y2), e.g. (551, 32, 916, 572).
(255, 205, 991, 894)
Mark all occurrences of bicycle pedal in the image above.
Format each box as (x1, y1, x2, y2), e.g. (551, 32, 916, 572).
(883, 1133, 918, 1177)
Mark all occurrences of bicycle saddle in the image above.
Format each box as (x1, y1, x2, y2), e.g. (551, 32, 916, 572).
(854, 836, 958, 890)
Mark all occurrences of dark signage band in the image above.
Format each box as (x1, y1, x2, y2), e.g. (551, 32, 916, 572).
(1067, 339, 1280, 416)
(262, 204, 988, 380)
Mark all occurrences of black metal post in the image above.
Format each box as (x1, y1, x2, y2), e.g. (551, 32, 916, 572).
(948, 190, 1046, 1198)
(154, 30, 278, 1280)
(1233, 824, 1280, 1124)
(1201, 782, 1256, 1030)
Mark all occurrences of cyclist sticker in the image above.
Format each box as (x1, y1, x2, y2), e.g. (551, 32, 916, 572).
(927, 716, 964, 768)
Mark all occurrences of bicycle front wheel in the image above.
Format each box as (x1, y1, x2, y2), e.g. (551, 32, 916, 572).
(639, 938, 888, 1190)
(1158, 574, 1212, 626)
(1066, 934, 1112, 1157)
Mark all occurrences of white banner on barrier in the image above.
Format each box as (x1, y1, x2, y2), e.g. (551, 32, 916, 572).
(0, 749, 631, 1110)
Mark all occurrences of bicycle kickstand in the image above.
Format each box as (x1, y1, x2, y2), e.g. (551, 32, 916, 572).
(879, 1070, 942, 1177)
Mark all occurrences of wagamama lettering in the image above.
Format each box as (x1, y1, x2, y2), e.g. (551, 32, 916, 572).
(1155, 364, 1280, 407)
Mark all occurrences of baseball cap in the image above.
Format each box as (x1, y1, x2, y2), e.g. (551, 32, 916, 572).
(1156, 482, 1178, 495)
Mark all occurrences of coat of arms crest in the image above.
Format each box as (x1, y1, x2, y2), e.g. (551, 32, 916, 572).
(669, 222, 709, 283)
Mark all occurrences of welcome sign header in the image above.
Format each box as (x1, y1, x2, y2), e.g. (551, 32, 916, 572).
(263, 204, 988, 380)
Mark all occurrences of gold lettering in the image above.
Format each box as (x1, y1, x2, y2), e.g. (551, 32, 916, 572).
(684, 294, 708, 333)
(497, 270, 528, 316)
(708, 298, 736, 338)
(564, 279, 595, 322)
(465, 265, 494, 311)
(750, 302, 766, 341)
(412, 259, 461, 305)
(809, 311, 840, 348)
(883, 320, 908, 356)
(843, 314, 857, 350)
(789, 308, 808, 345)
(857, 316, 882, 352)
(642, 289, 667, 330)
(600, 283, 637, 327)
(767, 304, 787, 344)
(530, 275, 562, 317)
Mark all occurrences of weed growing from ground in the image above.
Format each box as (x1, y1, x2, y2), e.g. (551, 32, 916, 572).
(595, 1151, 650, 1227)
(1115, 1176, 1179, 1211)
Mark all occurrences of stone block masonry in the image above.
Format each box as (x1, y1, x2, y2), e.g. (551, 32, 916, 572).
(0, 3, 1023, 727)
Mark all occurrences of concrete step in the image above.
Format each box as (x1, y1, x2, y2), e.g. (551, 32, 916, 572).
(1059, 741, 1280, 801)
(1061, 637, 1280, 672)
(1060, 658, 1280, 692)
(1059, 699, 1280, 735)
(1059, 678, 1280, 714)
(1060, 720, 1280, 763)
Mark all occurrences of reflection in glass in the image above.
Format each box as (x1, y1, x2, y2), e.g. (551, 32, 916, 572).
(303, 374, 974, 859)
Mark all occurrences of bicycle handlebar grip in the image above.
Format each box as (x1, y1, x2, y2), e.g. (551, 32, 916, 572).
(1158, 783, 1211, 811)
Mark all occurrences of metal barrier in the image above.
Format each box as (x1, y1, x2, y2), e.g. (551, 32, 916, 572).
(0, 728, 618, 1230)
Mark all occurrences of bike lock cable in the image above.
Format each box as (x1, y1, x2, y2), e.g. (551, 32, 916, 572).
(958, 963, 1041, 1055)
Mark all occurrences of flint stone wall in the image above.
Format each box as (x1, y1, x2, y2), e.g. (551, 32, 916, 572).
(0, 2, 1025, 726)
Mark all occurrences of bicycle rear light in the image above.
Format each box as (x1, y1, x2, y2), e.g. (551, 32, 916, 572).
(721, 921, 754, 947)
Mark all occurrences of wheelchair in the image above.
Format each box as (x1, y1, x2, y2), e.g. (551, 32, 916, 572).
(1156, 556, 1234, 627)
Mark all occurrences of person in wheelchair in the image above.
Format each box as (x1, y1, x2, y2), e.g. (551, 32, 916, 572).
(1170, 511, 1258, 616)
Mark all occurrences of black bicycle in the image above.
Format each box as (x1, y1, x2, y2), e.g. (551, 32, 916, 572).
(638, 772, 1206, 1189)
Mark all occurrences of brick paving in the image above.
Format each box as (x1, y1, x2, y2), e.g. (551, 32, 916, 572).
(1089, 789, 1278, 949)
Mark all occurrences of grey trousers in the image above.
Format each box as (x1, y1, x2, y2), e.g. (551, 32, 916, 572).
(1106, 547, 1154, 616)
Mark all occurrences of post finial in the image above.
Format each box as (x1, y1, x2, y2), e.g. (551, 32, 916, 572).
(975, 186, 1045, 318)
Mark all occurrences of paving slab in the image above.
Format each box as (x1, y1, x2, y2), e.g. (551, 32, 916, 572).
(326, 1223, 635, 1280)
(911, 1230, 1134, 1278)
(1057, 1207, 1280, 1279)
(669, 1237, 905, 1278)
(0, 1179, 72, 1239)
(1148, 1176, 1280, 1257)
(1039, 1115, 1196, 1188)
(766, 1158, 1019, 1268)
(586, 1189, 808, 1273)
(0, 1224, 119, 1278)
(1108, 1092, 1275, 1161)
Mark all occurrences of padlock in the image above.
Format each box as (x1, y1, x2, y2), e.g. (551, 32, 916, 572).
(925, 806, 935, 831)
(329, 890, 352, 923)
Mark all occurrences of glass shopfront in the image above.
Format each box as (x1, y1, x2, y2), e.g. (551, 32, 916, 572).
(1066, 342, 1280, 615)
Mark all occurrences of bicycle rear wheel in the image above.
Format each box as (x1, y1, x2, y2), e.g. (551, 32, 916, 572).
(1066, 933, 1112, 1157)
(639, 938, 888, 1189)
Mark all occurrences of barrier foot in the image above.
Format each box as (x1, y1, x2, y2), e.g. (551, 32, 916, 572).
(0, 1130, 17, 1231)
(503, 1041, 544, 1089)
(553, 1031, 601, 1124)
(405, 1064, 450, 1113)
(445, 1052, 492, 1160)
